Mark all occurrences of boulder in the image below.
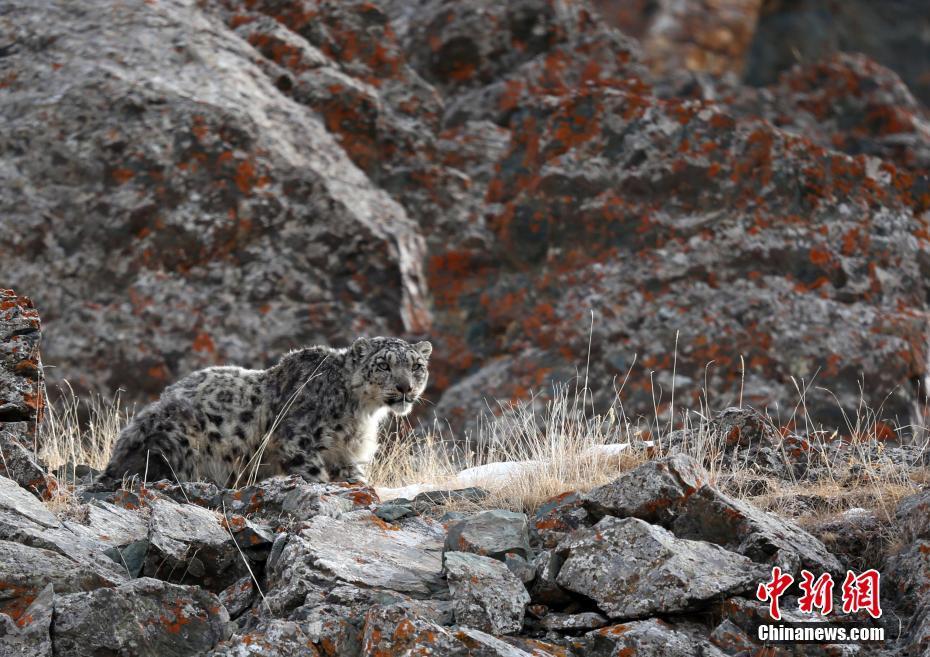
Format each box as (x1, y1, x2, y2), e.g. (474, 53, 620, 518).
(360, 605, 565, 657)
(265, 512, 444, 615)
(0, 476, 126, 585)
(671, 485, 843, 576)
(444, 510, 532, 561)
(531, 491, 590, 549)
(0, 540, 111, 624)
(556, 517, 764, 619)
(582, 454, 707, 524)
(444, 551, 530, 635)
(208, 621, 318, 657)
(885, 539, 930, 615)
(1, 0, 430, 407)
(573, 618, 728, 657)
(52, 577, 230, 657)
(896, 489, 930, 544)
(0, 426, 57, 501)
(143, 497, 250, 591)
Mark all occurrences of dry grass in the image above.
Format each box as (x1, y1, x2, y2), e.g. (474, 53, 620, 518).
(37, 382, 131, 477)
(371, 383, 653, 512)
(29, 374, 929, 529)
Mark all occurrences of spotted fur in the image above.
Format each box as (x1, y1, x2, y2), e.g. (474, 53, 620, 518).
(96, 337, 431, 487)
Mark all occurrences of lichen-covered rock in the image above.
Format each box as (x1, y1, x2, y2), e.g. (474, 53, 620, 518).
(556, 517, 763, 619)
(444, 551, 530, 635)
(265, 512, 444, 615)
(896, 489, 930, 544)
(537, 611, 607, 633)
(671, 484, 843, 576)
(745, 0, 930, 108)
(52, 577, 230, 657)
(2, 0, 429, 406)
(0, 583, 53, 657)
(143, 497, 250, 591)
(582, 454, 707, 524)
(444, 510, 532, 561)
(0, 541, 110, 624)
(360, 605, 565, 657)
(208, 620, 319, 657)
(0, 426, 57, 501)
(531, 491, 590, 549)
(0, 476, 126, 586)
(573, 618, 728, 657)
(0, 290, 43, 426)
(885, 539, 930, 615)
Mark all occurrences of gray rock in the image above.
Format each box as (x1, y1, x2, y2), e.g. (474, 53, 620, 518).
(444, 510, 532, 560)
(0, 290, 43, 426)
(0, 540, 110, 621)
(504, 552, 536, 584)
(444, 551, 530, 635)
(885, 539, 930, 614)
(529, 549, 571, 607)
(556, 517, 764, 619)
(218, 576, 257, 620)
(709, 618, 756, 655)
(538, 611, 608, 633)
(413, 487, 489, 510)
(361, 604, 564, 656)
(374, 503, 416, 522)
(582, 454, 708, 524)
(144, 497, 249, 591)
(52, 577, 230, 657)
(207, 620, 313, 656)
(897, 489, 930, 544)
(0, 583, 53, 657)
(0, 426, 56, 500)
(266, 512, 444, 615)
(672, 485, 844, 576)
(573, 618, 728, 657)
(531, 491, 590, 549)
(0, 476, 126, 585)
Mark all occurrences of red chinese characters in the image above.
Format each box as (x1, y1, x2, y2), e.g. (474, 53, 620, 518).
(756, 566, 794, 621)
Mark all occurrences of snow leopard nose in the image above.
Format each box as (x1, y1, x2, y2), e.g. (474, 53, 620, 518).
(396, 381, 412, 395)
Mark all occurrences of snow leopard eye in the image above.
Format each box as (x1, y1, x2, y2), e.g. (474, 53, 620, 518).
(377, 362, 390, 371)
(412, 362, 424, 372)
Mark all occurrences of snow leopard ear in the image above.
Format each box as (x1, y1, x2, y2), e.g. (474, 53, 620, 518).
(414, 340, 432, 359)
(351, 337, 372, 360)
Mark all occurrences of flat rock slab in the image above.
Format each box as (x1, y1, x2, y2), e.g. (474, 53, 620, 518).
(556, 517, 764, 619)
(267, 512, 444, 613)
(52, 577, 230, 657)
(574, 618, 728, 657)
(444, 551, 530, 635)
(0, 476, 126, 585)
(444, 510, 531, 560)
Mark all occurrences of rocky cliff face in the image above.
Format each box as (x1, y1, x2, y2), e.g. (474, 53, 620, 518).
(2, 0, 929, 436)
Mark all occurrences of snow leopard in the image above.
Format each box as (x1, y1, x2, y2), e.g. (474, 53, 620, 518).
(95, 337, 431, 488)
